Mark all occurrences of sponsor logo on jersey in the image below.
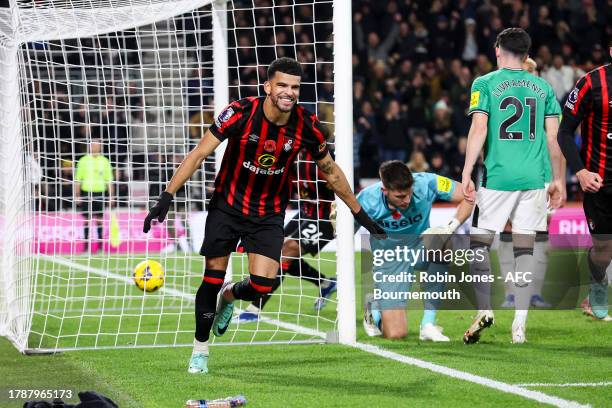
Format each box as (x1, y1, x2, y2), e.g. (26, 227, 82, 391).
(257, 153, 277, 168)
(469, 91, 480, 109)
(436, 175, 452, 193)
(243, 160, 285, 175)
(377, 214, 423, 229)
(264, 140, 276, 153)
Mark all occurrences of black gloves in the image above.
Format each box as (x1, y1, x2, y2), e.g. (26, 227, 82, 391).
(353, 208, 387, 239)
(143, 191, 173, 233)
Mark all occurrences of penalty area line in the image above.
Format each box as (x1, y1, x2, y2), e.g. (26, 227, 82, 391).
(353, 342, 590, 408)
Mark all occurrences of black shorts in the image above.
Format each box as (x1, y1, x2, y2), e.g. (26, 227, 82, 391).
(284, 211, 335, 255)
(80, 191, 106, 218)
(200, 206, 285, 261)
(583, 186, 612, 236)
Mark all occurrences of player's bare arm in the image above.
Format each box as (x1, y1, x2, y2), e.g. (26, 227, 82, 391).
(461, 112, 488, 203)
(316, 153, 360, 213)
(449, 180, 474, 224)
(143, 129, 221, 232)
(544, 117, 565, 208)
(316, 152, 386, 237)
(166, 130, 221, 195)
(421, 180, 473, 245)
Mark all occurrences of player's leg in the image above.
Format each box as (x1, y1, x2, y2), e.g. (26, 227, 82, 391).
(296, 219, 336, 310)
(509, 188, 547, 343)
(189, 208, 241, 374)
(240, 215, 301, 319)
(499, 228, 515, 308)
(530, 229, 552, 308)
(584, 188, 612, 319)
(464, 229, 496, 344)
(365, 243, 412, 339)
(381, 309, 408, 339)
(464, 187, 516, 343)
(214, 216, 284, 335)
(418, 261, 450, 342)
(92, 192, 105, 252)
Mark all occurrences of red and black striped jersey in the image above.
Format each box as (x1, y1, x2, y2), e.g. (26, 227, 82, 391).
(209, 96, 330, 217)
(294, 150, 335, 220)
(562, 64, 612, 184)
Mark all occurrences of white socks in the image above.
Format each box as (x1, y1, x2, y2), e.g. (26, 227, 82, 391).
(193, 339, 209, 355)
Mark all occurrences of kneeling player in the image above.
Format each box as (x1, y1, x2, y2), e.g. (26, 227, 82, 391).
(359, 161, 473, 341)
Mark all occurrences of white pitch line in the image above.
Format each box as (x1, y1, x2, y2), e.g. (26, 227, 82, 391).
(515, 382, 612, 388)
(42, 255, 590, 408)
(354, 342, 590, 408)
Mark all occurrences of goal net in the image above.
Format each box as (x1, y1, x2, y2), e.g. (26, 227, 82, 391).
(0, 0, 353, 353)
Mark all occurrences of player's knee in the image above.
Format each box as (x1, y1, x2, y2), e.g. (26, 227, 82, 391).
(282, 238, 301, 257)
(383, 327, 407, 339)
(205, 256, 229, 270)
(232, 274, 275, 301)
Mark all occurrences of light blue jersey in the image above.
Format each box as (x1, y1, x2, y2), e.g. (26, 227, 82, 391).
(357, 172, 455, 236)
(358, 172, 455, 314)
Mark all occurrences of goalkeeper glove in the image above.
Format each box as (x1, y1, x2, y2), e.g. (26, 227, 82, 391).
(143, 191, 173, 233)
(354, 208, 387, 239)
(420, 218, 461, 250)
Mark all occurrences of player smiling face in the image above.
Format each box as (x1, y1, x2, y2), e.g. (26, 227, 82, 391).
(265, 71, 301, 112)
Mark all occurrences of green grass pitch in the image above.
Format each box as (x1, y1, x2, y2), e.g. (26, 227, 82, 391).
(2, 252, 611, 407)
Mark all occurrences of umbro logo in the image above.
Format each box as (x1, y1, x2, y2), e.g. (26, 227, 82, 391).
(248, 133, 259, 143)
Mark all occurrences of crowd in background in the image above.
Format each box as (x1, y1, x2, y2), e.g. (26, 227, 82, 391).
(24, 0, 611, 211)
(351, 0, 610, 199)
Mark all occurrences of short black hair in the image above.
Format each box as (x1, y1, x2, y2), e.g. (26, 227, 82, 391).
(495, 28, 531, 58)
(267, 57, 303, 80)
(379, 161, 414, 191)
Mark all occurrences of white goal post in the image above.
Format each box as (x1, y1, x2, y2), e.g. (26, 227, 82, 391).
(0, 0, 355, 353)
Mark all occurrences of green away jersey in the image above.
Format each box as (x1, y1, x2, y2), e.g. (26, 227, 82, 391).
(468, 68, 561, 190)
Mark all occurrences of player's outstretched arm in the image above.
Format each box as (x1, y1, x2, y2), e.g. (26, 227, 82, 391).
(461, 112, 488, 203)
(316, 153, 386, 237)
(421, 180, 472, 248)
(143, 130, 221, 233)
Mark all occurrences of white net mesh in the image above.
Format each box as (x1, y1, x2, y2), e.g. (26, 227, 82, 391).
(1, 0, 339, 352)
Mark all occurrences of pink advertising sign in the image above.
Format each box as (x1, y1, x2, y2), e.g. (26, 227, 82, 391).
(33, 211, 169, 254)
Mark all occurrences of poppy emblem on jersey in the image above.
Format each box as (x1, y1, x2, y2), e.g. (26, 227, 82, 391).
(264, 140, 276, 153)
(392, 211, 401, 220)
(257, 154, 277, 168)
(284, 138, 294, 152)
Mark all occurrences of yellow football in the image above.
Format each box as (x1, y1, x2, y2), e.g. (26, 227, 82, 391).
(133, 260, 165, 292)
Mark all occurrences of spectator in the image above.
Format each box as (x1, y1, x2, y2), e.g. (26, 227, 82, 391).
(407, 151, 429, 173)
(378, 99, 409, 162)
(460, 18, 478, 64)
(429, 151, 451, 178)
(541, 55, 575, 103)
